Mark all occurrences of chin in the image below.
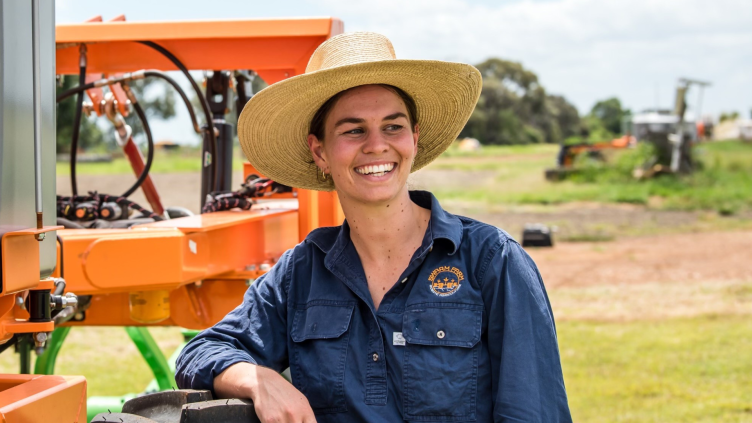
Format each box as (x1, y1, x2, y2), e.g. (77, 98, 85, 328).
(346, 183, 405, 205)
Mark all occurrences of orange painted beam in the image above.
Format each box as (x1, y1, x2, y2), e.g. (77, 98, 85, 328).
(58, 209, 298, 295)
(0, 375, 87, 423)
(62, 279, 250, 329)
(56, 17, 344, 82)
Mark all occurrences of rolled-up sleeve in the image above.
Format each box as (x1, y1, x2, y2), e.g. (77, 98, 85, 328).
(480, 235, 572, 422)
(175, 249, 293, 393)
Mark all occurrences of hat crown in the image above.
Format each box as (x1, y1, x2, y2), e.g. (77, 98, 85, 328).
(305, 32, 397, 74)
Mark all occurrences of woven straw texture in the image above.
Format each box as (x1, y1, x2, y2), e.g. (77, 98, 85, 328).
(237, 32, 482, 191)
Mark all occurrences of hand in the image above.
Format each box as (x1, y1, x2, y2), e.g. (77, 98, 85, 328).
(215, 363, 316, 423)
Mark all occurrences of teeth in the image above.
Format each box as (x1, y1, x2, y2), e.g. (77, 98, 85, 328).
(356, 163, 394, 175)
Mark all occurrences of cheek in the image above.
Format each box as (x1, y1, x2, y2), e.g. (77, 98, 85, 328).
(397, 137, 417, 164)
(324, 142, 357, 173)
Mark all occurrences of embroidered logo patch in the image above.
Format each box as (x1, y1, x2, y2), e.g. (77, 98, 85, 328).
(428, 266, 464, 297)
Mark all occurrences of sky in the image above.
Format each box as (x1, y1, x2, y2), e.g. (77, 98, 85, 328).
(56, 0, 752, 144)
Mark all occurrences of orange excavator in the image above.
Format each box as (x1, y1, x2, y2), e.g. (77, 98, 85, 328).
(0, 6, 343, 421)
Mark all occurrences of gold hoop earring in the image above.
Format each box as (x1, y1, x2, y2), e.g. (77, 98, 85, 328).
(317, 167, 329, 182)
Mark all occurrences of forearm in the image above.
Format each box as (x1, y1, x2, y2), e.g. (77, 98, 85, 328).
(216, 362, 317, 422)
(213, 362, 261, 400)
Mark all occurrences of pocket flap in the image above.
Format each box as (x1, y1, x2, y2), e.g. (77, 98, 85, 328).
(402, 306, 482, 348)
(291, 303, 354, 342)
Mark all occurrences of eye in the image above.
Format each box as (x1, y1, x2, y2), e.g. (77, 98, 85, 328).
(385, 124, 403, 131)
(343, 128, 364, 135)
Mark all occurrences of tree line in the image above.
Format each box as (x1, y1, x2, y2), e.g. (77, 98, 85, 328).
(459, 58, 629, 145)
(56, 59, 630, 152)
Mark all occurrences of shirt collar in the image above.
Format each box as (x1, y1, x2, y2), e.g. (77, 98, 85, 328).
(307, 190, 463, 259)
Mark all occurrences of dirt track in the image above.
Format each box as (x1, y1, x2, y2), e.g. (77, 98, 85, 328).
(528, 230, 752, 288)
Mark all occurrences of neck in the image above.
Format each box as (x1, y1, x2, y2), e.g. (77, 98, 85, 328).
(339, 188, 429, 263)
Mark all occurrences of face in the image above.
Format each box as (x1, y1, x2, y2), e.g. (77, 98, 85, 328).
(307, 85, 419, 206)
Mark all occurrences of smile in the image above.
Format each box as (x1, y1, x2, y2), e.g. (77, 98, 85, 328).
(354, 162, 395, 177)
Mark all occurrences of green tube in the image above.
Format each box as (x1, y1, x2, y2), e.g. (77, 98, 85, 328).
(124, 326, 176, 391)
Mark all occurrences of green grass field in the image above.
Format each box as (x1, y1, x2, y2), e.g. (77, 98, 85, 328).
(429, 140, 752, 214)
(561, 315, 752, 423)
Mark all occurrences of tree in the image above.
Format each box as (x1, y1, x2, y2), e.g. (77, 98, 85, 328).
(56, 76, 106, 153)
(460, 58, 580, 145)
(719, 111, 739, 122)
(589, 97, 628, 135)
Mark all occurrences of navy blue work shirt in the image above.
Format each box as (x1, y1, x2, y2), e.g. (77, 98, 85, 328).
(176, 191, 572, 422)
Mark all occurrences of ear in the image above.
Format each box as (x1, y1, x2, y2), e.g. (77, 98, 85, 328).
(307, 133, 327, 170)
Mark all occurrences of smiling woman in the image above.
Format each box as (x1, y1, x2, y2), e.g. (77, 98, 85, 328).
(176, 31, 573, 423)
(307, 84, 420, 207)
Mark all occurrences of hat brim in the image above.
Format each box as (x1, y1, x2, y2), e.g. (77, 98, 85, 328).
(237, 60, 482, 191)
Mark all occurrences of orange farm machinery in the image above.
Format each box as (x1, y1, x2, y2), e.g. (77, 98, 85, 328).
(0, 3, 343, 421)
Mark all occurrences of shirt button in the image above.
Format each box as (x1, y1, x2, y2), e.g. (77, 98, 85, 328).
(372, 353, 379, 362)
(437, 330, 445, 339)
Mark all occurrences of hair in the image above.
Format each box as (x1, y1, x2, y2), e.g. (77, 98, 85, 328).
(308, 84, 418, 141)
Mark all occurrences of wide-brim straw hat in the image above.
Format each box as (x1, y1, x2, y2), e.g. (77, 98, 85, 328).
(237, 31, 482, 191)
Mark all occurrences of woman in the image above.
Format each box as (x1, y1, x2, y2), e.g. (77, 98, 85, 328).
(176, 32, 571, 422)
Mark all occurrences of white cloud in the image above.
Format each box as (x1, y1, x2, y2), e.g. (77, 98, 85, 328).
(319, 0, 752, 116)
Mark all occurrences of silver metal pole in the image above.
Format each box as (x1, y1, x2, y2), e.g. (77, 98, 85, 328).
(32, 0, 44, 233)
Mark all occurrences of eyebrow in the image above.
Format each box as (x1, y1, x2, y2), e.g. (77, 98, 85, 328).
(383, 112, 408, 121)
(333, 112, 409, 129)
(333, 117, 365, 128)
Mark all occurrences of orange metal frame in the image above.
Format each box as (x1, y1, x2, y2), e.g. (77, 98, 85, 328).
(0, 375, 86, 422)
(0, 227, 61, 344)
(56, 18, 344, 84)
(0, 17, 346, 416)
(48, 17, 346, 328)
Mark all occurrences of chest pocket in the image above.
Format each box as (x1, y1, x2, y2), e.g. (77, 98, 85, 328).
(402, 304, 482, 421)
(290, 302, 354, 414)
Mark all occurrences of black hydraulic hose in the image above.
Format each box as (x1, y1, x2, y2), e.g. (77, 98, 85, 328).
(69, 62, 87, 196)
(58, 71, 200, 132)
(136, 40, 219, 191)
(56, 80, 96, 103)
(0, 335, 17, 355)
(143, 70, 200, 134)
(121, 101, 154, 198)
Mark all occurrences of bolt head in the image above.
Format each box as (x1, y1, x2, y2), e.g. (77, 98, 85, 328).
(34, 332, 48, 343)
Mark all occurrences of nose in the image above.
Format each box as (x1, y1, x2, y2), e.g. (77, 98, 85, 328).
(362, 129, 389, 154)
